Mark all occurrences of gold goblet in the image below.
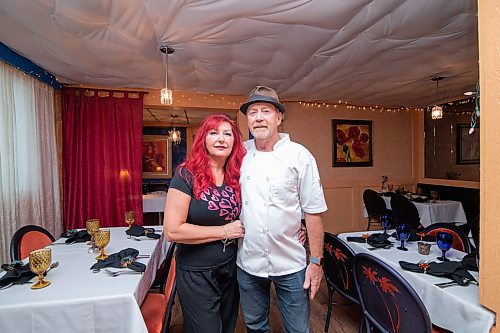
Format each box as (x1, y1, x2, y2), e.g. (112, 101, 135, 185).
(86, 219, 100, 253)
(29, 248, 52, 289)
(95, 229, 110, 260)
(430, 190, 438, 203)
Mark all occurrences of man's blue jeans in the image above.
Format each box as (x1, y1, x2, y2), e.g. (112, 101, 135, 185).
(237, 267, 310, 333)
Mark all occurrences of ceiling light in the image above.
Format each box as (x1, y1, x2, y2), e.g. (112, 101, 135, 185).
(431, 105, 443, 120)
(160, 45, 174, 106)
(463, 91, 476, 96)
(430, 76, 444, 120)
(168, 114, 181, 144)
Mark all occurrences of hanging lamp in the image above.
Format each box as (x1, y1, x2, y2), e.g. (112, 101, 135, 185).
(160, 45, 174, 106)
(431, 76, 444, 120)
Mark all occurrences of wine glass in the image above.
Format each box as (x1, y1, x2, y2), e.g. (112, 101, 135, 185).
(125, 211, 136, 238)
(396, 223, 410, 251)
(380, 213, 392, 234)
(29, 248, 52, 289)
(436, 231, 453, 261)
(86, 219, 100, 254)
(95, 229, 111, 260)
(430, 190, 439, 203)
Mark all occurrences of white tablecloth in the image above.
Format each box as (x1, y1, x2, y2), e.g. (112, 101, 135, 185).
(364, 196, 468, 227)
(0, 227, 168, 333)
(142, 194, 166, 213)
(338, 230, 495, 333)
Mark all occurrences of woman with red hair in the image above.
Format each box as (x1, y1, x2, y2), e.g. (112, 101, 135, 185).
(164, 113, 246, 333)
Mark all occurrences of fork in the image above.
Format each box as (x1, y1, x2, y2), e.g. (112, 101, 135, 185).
(0, 283, 14, 290)
(131, 236, 156, 241)
(104, 269, 143, 277)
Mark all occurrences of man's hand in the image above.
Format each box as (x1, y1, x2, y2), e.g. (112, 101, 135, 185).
(298, 224, 307, 245)
(303, 262, 323, 299)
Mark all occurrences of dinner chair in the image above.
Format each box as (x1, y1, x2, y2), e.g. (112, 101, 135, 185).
(390, 194, 422, 229)
(423, 223, 471, 253)
(10, 225, 55, 261)
(467, 214, 480, 252)
(141, 242, 177, 333)
(363, 189, 388, 230)
(353, 253, 433, 333)
(322, 232, 363, 332)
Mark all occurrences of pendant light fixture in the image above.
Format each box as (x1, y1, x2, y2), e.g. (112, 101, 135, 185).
(168, 114, 181, 144)
(160, 45, 174, 106)
(431, 76, 444, 120)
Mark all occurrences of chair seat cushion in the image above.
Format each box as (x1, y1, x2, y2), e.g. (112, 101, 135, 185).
(141, 293, 166, 333)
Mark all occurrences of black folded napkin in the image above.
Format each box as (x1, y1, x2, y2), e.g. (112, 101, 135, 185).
(412, 197, 428, 203)
(0, 262, 36, 287)
(390, 230, 435, 242)
(61, 230, 91, 244)
(90, 248, 146, 272)
(125, 225, 161, 239)
(399, 260, 476, 285)
(347, 233, 393, 248)
(460, 253, 479, 272)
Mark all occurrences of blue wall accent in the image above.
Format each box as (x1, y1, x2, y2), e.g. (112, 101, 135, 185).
(0, 42, 62, 89)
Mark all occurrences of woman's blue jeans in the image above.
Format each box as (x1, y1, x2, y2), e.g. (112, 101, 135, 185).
(237, 267, 310, 333)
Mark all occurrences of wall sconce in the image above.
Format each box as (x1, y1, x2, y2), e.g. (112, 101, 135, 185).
(160, 45, 174, 106)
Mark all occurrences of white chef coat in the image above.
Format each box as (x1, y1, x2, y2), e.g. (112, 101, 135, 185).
(237, 133, 327, 277)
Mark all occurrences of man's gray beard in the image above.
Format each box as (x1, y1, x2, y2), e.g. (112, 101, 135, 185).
(251, 130, 270, 140)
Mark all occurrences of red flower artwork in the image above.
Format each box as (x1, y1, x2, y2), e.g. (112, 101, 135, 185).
(336, 125, 370, 161)
(333, 120, 372, 166)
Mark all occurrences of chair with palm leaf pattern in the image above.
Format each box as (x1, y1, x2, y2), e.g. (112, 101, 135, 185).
(322, 232, 362, 332)
(353, 253, 436, 333)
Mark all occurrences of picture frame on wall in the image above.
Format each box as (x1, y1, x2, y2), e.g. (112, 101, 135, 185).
(332, 119, 373, 167)
(142, 135, 172, 178)
(457, 124, 479, 165)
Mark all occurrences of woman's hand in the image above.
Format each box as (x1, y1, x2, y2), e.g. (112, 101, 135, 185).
(223, 220, 245, 240)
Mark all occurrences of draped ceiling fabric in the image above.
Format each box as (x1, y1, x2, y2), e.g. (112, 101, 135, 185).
(0, 0, 478, 107)
(62, 89, 144, 229)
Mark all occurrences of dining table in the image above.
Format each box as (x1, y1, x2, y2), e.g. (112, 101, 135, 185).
(363, 194, 468, 227)
(338, 230, 495, 333)
(0, 226, 169, 333)
(142, 192, 167, 224)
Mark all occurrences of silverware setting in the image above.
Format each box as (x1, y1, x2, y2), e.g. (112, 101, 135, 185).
(131, 237, 156, 241)
(104, 268, 143, 277)
(434, 278, 477, 288)
(0, 261, 59, 290)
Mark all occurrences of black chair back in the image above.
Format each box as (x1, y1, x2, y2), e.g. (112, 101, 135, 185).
(323, 232, 358, 302)
(353, 253, 432, 333)
(390, 194, 421, 228)
(323, 233, 361, 332)
(423, 223, 471, 253)
(10, 225, 55, 261)
(363, 189, 387, 230)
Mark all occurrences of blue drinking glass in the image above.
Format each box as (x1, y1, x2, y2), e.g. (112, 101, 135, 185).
(381, 213, 392, 234)
(436, 231, 453, 261)
(396, 223, 410, 251)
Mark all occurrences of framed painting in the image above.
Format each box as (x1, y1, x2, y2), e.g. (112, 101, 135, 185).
(142, 135, 172, 178)
(457, 124, 479, 165)
(332, 119, 373, 167)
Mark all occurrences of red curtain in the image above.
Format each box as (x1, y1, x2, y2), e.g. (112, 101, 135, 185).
(62, 88, 143, 229)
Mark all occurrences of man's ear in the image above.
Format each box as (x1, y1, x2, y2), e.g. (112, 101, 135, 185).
(277, 112, 283, 126)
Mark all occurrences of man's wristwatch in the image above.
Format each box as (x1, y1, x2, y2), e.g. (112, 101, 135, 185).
(309, 255, 323, 266)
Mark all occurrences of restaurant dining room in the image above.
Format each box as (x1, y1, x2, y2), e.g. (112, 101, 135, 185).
(0, 1, 499, 333)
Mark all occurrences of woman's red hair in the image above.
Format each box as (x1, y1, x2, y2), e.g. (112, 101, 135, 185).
(179, 113, 246, 200)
